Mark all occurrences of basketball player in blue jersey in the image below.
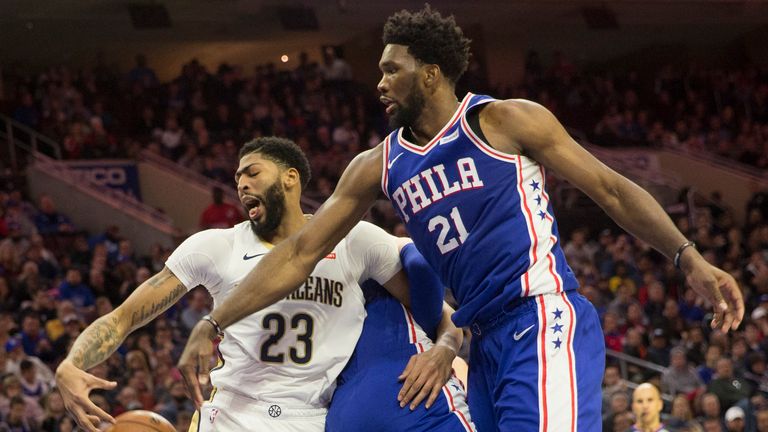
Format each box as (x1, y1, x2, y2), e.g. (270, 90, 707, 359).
(327, 240, 474, 432)
(180, 5, 744, 431)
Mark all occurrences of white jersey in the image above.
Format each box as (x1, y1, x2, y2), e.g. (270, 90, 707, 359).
(166, 221, 401, 409)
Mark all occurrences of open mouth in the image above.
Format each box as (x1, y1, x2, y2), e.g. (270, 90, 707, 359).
(380, 97, 397, 115)
(241, 195, 264, 220)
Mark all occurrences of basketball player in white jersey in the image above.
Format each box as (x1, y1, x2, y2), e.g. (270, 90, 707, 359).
(55, 136, 464, 432)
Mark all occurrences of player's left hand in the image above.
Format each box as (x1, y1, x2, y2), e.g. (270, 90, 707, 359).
(398, 345, 456, 410)
(177, 320, 219, 409)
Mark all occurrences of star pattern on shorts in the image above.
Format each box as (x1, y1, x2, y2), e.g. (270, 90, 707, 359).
(529, 180, 540, 191)
(553, 308, 563, 320)
(538, 210, 547, 220)
(551, 323, 563, 334)
(553, 338, 562, 349)
(534, 195, 542, 206)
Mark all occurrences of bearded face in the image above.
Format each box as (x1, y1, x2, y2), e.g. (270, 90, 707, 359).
(242, 179, 286, 239)
(388, 75, 427, 130)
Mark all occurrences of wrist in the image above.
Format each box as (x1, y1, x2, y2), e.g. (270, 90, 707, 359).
(433, 343, 458, 359)
(674, 240, 697, 271)
(200, 314, 224, 339)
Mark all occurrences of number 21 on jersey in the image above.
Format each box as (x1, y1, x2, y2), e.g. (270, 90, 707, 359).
(428, 206, 468, 254)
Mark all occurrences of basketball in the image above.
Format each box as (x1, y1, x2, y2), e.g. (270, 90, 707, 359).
(105, 410, 176, 432)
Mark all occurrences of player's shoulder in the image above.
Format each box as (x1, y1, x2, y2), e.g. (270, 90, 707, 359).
(482, 98, 558, 136)
(343, 221, 396, 252)
(177, 222, 247, 252)
(347, 220, 390, 240)
(483, 98, 547, 121)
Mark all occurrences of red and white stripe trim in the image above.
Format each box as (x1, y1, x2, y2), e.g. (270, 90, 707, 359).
(536, 293, 578, 432)
(381, 134, 392, 199)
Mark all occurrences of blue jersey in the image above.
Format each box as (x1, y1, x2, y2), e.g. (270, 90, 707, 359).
(382, 93, 578, 327)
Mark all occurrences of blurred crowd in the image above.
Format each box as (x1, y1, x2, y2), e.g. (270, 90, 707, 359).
(2, 49, 387, 204)
(505, 50, 768, 170)
(0, 50, 767, 431)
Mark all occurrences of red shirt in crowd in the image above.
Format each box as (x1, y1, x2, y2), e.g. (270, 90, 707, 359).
(199, 203, 242, 229)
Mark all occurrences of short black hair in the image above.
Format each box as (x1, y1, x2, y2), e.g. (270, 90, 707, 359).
(239, 137, 312, 191)
(382, 4, 471, 84)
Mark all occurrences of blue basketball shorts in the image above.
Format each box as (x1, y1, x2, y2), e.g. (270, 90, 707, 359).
(467, 291, 605, 431)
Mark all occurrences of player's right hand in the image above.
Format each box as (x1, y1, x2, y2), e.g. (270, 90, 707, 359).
(681, 252, 744, 332)
(55, 360, 117, 432)
(178, 319, 218, 409)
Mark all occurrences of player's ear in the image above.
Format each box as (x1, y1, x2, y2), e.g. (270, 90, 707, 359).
(423, 64, 440, 88)
(283, 167, 300, 189)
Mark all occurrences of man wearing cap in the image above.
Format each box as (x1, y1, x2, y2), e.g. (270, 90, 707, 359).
(629, 382, 671, 432)
(647, 328, 672, 367)
(724, 406, 746, 432)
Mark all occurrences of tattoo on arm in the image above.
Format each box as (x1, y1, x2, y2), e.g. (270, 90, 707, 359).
(67, 275, 187, 370)
(129, 283, 187, 328)
(68, 315, 123, 370)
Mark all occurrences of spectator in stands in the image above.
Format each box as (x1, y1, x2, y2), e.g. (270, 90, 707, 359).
(647, 328, 672, 370)
(39, 388, 67, 431)
(18, 313, 53, 362)
(18, 359, 49, 399)
(613, 411, 634, 432)
(4, 337, 54, 387)
(82, 116, 118, 159)
(698, 392, 724, 427)
(629, 382, 670, 432)
(699, 345, 724, 385)
(155, 379, 194, 425)
(51, 314, 82, 360)
(321, 47, 352, 82)
(663, 346, 705, 396)
(12, 92, 40, 129)
(745, 352, 768, 397)
(757, 409, 768, 432)
(33, 195, 73, 236)
(158, 116, 187, 160)
(667, 394, 698, 430)
(603, 311, 624, 352)
(127, 54, 158, 88)
(180, 288, 210, 332)
(56, 268, 95, 317)
(199, 186, 242, 229)
(603, 390, 630, 431)
(724, 406, 746, 432)
(3, 395, 37, 431)
(0, 374, 43, 424)
(708, 357, 751, 414)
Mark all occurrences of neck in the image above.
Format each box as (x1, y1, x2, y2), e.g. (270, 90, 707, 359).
(635, 418, 661, 431)
(409, 89, 460, 146)
(260, 199, 307, 244)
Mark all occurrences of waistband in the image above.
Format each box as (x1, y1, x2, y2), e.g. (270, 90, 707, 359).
(209, 388, 328, 418)
(469, 295, 538, 336)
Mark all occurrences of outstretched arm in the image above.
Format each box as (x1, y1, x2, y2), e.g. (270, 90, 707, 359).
(482, 99, 743, 331)
(55, 267, 188, 432)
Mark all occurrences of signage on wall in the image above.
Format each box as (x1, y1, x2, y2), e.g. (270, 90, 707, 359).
(63, 160, 143, 201)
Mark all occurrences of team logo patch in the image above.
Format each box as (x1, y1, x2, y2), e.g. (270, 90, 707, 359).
(268, 405, 282, 418)
(325, 252, 336, 259)
(209, 408, 220, 423)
